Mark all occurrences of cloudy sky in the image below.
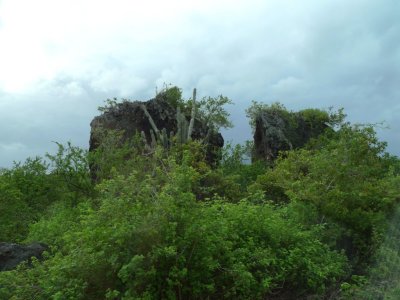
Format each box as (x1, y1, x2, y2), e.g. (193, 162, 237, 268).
(0, 0, 399, 168)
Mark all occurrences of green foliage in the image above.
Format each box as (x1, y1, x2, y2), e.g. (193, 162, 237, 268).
(139, 86, 231, 159)
(0, 143, 94, 242)
(197, 95, 233, 132)
(1, 157, 51, 211)
(246, 101, 291, 132)
(0, 93, 398, 299)
(0, 178, 31, 242)
(340, 204, 400, 299)
(217, 142, 268, 200)
(298, 108, 330, 132)
(88, 129, 148, 182)
(246, 101, 346, 134)
(26, 201, 86, 247)
(98, 97, 121, 113)
(163, 85, 184, 109)
(46, 142, 94, 202)
(165, 87, 233, 141)
(253, 123, 400, 271)
(0, 157, 52, 242)
(156, 87, 233, 144)
(0, 153, 346, 299)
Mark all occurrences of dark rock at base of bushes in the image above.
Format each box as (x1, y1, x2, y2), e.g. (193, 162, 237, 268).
(0, 242, 48, 271)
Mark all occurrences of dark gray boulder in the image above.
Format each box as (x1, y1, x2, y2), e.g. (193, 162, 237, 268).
(0, 242, 48, 271)
(89, 94, 176, 151)
(253, 108, 330, 161)
(89, 92, 224, 169)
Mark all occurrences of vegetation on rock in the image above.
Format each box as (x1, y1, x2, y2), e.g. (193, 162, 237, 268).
(0, 87, 399, 299)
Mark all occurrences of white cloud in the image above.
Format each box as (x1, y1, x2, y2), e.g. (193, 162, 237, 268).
(0, 142, 26, 152)
(0, 0, 399, 167)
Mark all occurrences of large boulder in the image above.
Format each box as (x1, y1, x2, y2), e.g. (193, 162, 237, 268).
(0, 242, 48, 271)
(89, 92, 224, 169)
(253, 108, 330, 161)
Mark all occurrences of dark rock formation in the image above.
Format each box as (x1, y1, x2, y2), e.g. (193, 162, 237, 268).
(253, 108, 329, 161)
(0, 242, 48, 271)
(89, 92, 224, 169)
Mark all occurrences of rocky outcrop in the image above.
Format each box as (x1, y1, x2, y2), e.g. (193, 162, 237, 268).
(0, 242, 48, 271)
(253, 108, 329, 161)
(89, 92, 224, 169)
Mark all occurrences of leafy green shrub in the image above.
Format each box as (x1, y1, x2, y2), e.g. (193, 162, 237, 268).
(26, 201, 87, 247)
(220, 142, 268, 189)
(0, 157, 53, 242)
(162, 85, 184, 109)
(0, 143, 93, 242)
(46, 142, 94, 202)
(0, 157, 51, 213)
(253, 124, 400, 271)
(88, 129, 148, 182)
(0, 151, 346, 299)
(0, 179, 31, 242)
(340, 204, 400, 299)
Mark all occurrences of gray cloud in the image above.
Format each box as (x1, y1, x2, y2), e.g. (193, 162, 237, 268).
(0, 0, 399, 167)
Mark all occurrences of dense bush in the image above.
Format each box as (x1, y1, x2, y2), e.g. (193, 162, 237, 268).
(0, 151, 346, 299)
(0, 96, 398, 299)
(252, 124, 400, 272)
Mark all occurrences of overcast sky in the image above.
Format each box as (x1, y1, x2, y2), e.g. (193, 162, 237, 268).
(0, 0, 399, 168)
